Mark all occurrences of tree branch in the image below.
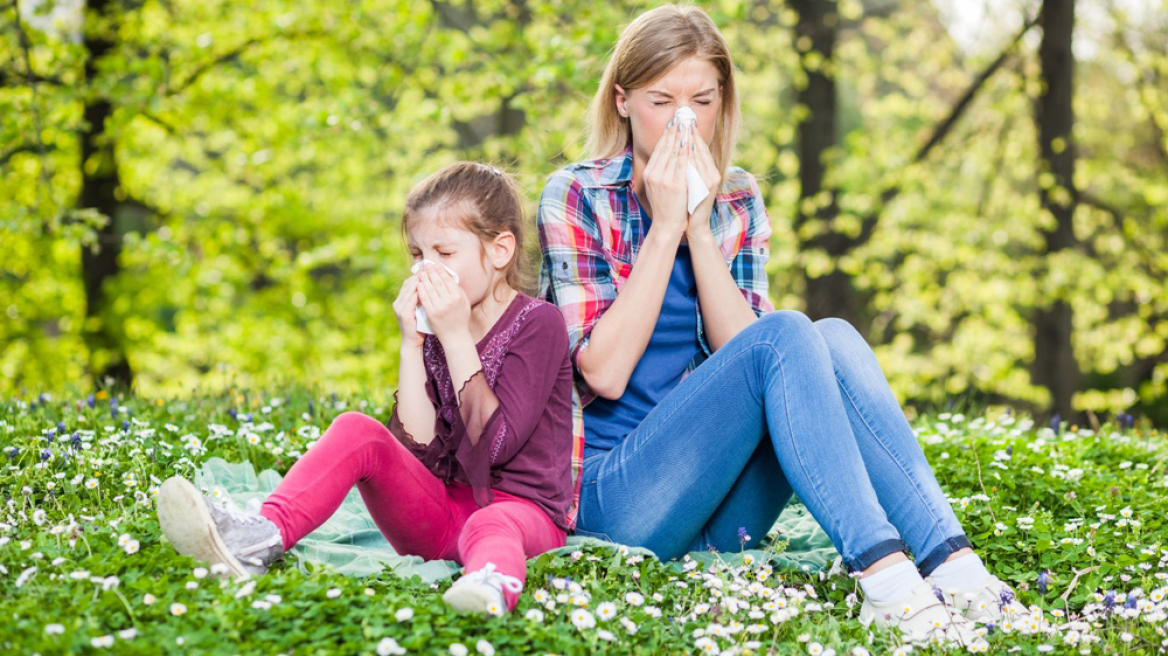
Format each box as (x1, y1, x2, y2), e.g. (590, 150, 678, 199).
(850, 9, 1044, 250)
(164, 29, 327, 97)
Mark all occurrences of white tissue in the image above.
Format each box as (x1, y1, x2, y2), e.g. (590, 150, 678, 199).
(410, 260, 459, 334)
(673, 107, 710, 214)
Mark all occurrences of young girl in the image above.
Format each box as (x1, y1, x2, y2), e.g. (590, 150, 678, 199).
(158, 162, 576, 615)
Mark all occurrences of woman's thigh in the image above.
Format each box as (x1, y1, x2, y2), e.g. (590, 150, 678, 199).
(576, 325, 784, 560)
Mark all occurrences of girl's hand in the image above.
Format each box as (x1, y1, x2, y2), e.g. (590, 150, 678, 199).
(417, 264, 471, 345)
(641, 118, 690, 238)
(686, 126, 721, 240)
(393, 275, 424, 350)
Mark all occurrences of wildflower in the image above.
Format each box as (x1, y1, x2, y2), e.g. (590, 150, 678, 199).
(475, 639, 495, 656)
(124, 539, 140, 555)
(571, 608, 596, 629)
(394, 607, 414, 621)
(596, 601, 617, 621)
(45, 624, 65, 635)
(91, 635, 115, 648)
(193, 567, 208, 579)
(738, 526, 751, 548)
(851, 649, 870, 656)
(143, 593, 156, 605)
(625, 591, 644, 606)
(118, 628, 137, 640)
(1037, 571, 1050, 594)
(376, 637, 406, 655)
(525, 608, 545, 622)
(170, 602, 187, 616)
(449, 644, 468, 656)
(327, 588, 342, 599)
(620, 617, 638, 634)
(809, 643, 824, 655)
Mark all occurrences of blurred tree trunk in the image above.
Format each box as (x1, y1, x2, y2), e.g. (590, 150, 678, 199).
(79, 0, 132, 389)
(791, 0, 869, 330)
(1033, 0, 1079, 419)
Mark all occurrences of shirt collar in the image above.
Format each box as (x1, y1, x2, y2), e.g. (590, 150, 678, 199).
(593, 146, 634, 187)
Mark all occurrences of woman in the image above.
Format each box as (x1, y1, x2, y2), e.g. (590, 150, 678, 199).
(538, 4, 1026, 646)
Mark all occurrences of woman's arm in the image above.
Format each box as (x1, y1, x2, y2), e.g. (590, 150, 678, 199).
(572, 121, 694, 399)
(686, 230, 758, 351)
(684, 136, 771, 351)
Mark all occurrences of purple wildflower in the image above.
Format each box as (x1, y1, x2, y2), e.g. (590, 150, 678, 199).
(737, 526, 751, 548)
(86, 394, 96, 408)
(122, 420, 130, 431)
(7, 446, 18, 459)
(1037, 571, 1049, 594)
(1050, 414, 1061, 435)
(1103, 590, 1116, 611)
(228, 408, 238, 421)
(57, 420, 66, 433)
(1124, 594, 1138, 610)
(998, 587, 1016, 611)
(71, 432, 82, 450)
(40, 448, 51, 462)
(933, 586, 945, 603)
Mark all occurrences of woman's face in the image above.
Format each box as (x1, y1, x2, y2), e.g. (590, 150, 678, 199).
(616, 56, 722, 165)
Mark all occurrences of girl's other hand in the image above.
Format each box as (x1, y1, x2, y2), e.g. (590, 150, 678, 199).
(417, 264, 471, 344)
(641, 118, 690, 239)
(393, 275, 424, 349)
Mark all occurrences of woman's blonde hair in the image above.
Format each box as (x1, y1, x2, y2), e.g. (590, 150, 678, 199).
(587, 4, 741, 182)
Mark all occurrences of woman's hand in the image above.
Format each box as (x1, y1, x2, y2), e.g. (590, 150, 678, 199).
(686, 125, 721, 241)
(417, 264, 472, 345)
(393, 275, 424, 350)
(641, 118, 690, 239)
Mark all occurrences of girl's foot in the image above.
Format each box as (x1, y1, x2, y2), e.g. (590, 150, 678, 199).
(442, 563, 522, 616)
(157, 476, 283, 578)
(859, 582, 987, 649)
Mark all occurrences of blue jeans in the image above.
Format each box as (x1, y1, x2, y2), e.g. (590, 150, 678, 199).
(575, 310, 970, 574)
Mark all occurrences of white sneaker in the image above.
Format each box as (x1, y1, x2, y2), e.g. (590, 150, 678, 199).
(927, 573, 1032, 624)
(859, 582, 986, 649)
(442, 563, 522, 616)
(157, 477, 283, 578)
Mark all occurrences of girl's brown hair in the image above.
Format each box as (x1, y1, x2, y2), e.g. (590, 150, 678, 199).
(402, 162, 531, 295)
(588, 4, 741, 182)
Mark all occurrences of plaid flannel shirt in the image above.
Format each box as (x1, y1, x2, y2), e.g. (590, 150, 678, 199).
(537, 148, 775, 520)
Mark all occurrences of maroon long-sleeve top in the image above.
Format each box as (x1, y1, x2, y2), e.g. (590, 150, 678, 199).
(387, 294, 575, 531)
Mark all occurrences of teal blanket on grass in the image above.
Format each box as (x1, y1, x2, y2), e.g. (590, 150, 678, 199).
(195, 457, 839, 581)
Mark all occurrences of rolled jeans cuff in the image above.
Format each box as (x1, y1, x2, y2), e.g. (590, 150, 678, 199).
(846, 538, 908, 573)
(916, 535, 973, 576)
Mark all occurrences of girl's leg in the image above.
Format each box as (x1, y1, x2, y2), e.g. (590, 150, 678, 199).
(578, 310, 905, 570)
(261, 411, 469, 560)
(456, 494, 566, 610)
(813, 318, 969, 575)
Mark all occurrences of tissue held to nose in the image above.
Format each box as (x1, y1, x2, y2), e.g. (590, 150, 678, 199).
(410, 260, 459, 335)
(672, 107, 709, 213)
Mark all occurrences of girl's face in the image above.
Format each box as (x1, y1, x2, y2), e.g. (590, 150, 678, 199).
(407, 207, 514, 308)
(615, 56, 722, 165)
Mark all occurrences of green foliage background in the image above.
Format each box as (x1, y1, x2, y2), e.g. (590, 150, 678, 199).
(2, 0, 1166, 420)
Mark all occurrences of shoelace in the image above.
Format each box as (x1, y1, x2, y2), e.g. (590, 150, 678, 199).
(466, 562, 523, 594)
(212, 497, 281, 558)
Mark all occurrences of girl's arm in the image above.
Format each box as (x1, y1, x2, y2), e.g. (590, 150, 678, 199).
(389, 275, 437, 444)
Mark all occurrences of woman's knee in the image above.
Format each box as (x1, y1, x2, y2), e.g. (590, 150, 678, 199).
(814, 317, 863, 345)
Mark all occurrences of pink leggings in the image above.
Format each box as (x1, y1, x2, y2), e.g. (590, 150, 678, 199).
(259, 412, 566, 610)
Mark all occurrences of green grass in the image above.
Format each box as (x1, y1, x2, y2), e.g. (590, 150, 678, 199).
(3, 387, 1166, 655)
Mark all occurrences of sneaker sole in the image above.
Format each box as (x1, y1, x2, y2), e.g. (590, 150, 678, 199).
(443, 582, 497, 614)
(157, 477, 251, 579)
